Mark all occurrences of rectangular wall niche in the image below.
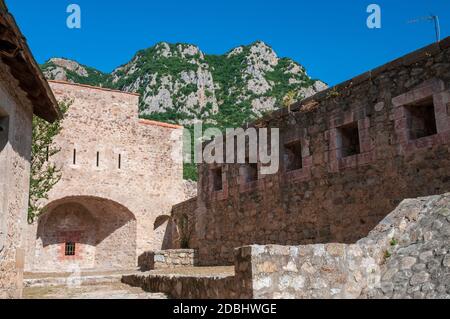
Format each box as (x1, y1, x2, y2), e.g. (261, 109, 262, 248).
(212, 167, 223, 192)
(73, 149, 77, 165)
(337, 122, 361, 158)
(284, 140, 303, 171)
(405, 96, 437, 140)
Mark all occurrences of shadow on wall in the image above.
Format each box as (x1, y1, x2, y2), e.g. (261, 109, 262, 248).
(137, 251, 155, 271)
(34, 196, 137, 271)
(137, 216, 179, 270)
(161, 219, 178, 250)
(153, 214, 180, 251)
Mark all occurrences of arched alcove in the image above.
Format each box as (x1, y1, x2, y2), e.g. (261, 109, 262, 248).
(34, 196, 137, 271)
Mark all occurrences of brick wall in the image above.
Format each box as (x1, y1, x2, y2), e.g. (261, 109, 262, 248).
(191, 38, 450, 265)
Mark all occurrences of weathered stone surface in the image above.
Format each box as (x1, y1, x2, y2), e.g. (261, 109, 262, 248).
(162, 193, 450, 299)
(181, 190, 450, 299)
(367, 193, 450, 299)
(400, 257, 417, 270)
(410, 272, 430, 285)
(419, 251, 434, 263)
(173, 39, 450, 267)
(122, 272, 241, 299)
(24, 82, 186, 273)
(170, 197, 198, 249)
(0, 61, 35, 299)
(246, 242, 379, 299)
(139, 249, 198, 270)
(128, 191, 448, 300)
(443, 255, 450, 268)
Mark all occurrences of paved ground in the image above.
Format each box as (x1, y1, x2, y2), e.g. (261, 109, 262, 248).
(23, 282, 168, 299)
(23, 266, 234, 299)
(24, 269, 139, 279)
(24, 266, 234, 279)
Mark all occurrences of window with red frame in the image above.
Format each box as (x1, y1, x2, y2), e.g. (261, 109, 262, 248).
(65, 242, 76, 256)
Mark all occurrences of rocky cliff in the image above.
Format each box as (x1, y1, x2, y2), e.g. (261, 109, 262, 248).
(42, 41, 326, 126)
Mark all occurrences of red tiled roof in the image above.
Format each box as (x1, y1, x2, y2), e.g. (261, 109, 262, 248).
(138, 119, 183, 130)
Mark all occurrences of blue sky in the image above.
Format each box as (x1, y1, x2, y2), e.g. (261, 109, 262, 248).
(6, 0, 450, 86)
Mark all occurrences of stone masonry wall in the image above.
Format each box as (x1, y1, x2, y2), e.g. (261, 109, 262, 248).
(0, 62, 34, 298)
(153, 249, 197, 269)
(25, 81, 185, 272)
(122, 272, 240, 299)
(234, 193, 450, 299)
(124, 246, 253, 299)
(363, 193, 450, 299)
(241, 244, 379, 299)
(128, 193, 448, 299)
(193, 38, 450, 265)
(32, 198, 137, 271)
(138, 249, 197, 270)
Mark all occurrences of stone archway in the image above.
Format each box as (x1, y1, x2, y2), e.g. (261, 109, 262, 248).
(33, 196, 137, 272)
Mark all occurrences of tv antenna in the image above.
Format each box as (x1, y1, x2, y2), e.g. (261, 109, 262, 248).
(408, 15, 441, 43)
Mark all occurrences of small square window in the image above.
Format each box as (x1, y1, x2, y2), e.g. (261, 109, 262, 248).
(284, 141, 303, 171)
(337, 122, 360, 158)
(212, 168, 223, 192)
(405, 97, 437, 140)
(65, 242, 76, 256)
(243, 162, 258, 183)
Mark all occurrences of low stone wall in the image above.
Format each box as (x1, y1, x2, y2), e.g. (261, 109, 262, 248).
(138, 249, 197, 270)
(236, 193, 450, 299)
(241, 244, 379, 299)
(154, 249, 197, 269)
(126, 193, 449, 299)
(122, 273, 240, 299)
